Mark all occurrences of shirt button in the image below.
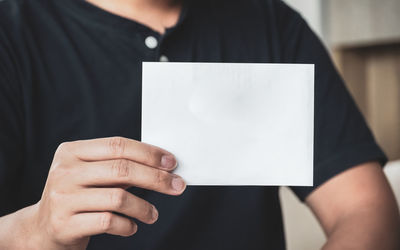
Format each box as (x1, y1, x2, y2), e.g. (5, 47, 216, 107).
(145, 36, 158, 49)
(159, 55, 169, 62)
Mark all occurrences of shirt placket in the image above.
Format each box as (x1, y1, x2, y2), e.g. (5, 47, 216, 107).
(143, 32, 170, 62)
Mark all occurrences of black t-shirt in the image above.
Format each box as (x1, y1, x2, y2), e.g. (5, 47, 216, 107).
(0, 0, 387, 249)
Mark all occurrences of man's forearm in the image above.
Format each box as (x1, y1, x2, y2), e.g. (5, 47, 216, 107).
(322, 206, 400, 250)
(0, 204, 41, 249)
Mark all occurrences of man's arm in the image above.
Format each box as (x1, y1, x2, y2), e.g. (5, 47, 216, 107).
(306, 161, 400, 250)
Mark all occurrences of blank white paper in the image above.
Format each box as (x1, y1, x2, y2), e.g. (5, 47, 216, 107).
(142, 62, 314, 186)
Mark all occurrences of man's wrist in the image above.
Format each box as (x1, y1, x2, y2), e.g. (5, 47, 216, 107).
(0, 203, 50, 250)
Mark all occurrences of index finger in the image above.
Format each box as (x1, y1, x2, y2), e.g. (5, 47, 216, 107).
(60, 137, 177, 170)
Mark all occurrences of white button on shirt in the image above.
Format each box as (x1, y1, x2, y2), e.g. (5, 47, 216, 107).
(145, 36, 158, 49)
(159, 55, 169, 62)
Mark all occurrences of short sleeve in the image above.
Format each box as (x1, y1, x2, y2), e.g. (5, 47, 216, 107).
(0, 26, 25, 216)
(275, 1, 388, 201)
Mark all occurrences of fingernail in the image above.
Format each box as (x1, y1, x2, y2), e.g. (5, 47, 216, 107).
(152, 206, 158, 222)
(171, 177, 185, 192)
(131, 222, 138, 235)
(161, 154, 177, 169)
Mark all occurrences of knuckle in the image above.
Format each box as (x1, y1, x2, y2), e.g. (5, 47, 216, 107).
(49, 218, 62, 237)
(48, 213, 66, 238)
(111, 159, 130, 178)
(108, 137, 127, 157)
(99, 212, 113, 232)
(56, 142, 68, 153)
(47, 190, 67, 210)
(48, 190, 64, 203)
(51, 159, 63, 170)
(110, 189, 126, 210)
(49, 163, 71, 181)
(49, 160, 65, 174)
(55, 142, 72, 156)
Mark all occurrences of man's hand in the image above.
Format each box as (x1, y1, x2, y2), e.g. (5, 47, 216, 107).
(306, 161, 400, 250)
(1, 137, 186, 250)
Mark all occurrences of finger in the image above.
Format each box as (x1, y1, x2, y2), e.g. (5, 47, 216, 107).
(75, 159, 186, 195)
(67, 212, 137, 238)
(68, 188, 158, 224)
(60, 137, 177, 170)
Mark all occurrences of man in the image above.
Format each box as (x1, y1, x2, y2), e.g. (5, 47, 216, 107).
(0, 0, 399, 249)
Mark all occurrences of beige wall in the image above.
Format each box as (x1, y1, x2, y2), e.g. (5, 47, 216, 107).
(283, 0, 322, 38)
(325, 0, 400, 47)
(280, 187, 325, 250)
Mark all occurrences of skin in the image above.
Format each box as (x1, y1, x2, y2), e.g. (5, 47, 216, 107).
(0, 1, 399, 249)
(85, 0, 183, 34)
(0, 137, 187, 249)
(307, 162, 400, 250)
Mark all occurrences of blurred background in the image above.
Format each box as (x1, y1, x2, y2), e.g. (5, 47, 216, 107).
(279, 0, 400, 249)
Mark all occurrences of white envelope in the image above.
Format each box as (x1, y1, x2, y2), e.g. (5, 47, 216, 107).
(142, 62, 314, 186)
